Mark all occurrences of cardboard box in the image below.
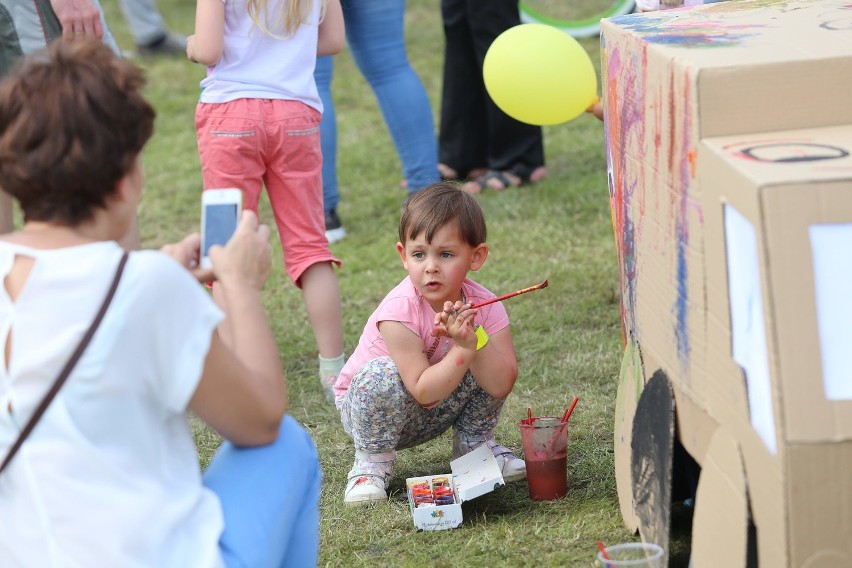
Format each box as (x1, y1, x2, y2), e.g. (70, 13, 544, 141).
(406, 443, 505, 531)
(601, 1, 852, 566)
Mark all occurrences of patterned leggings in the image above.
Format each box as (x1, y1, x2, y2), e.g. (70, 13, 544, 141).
(339, 356, 507, 460)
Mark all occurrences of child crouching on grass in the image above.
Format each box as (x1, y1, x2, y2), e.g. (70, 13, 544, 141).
(333, 182, 525, 505)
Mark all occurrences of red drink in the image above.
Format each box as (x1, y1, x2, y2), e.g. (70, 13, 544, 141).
(526, 456, 567, 501)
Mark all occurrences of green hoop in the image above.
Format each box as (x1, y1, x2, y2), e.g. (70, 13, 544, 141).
(519, 0, 636, 38)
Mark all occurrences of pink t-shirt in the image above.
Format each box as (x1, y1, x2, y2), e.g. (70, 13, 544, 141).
(334, 277, 510, 405)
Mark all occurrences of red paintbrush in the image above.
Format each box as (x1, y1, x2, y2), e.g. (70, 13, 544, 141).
(469, 279, 549, 309)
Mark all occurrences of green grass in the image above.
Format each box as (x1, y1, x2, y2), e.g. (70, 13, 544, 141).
(94, 0, 684, 565)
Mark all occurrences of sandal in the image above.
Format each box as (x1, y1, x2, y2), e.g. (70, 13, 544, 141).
(438, 163, 488, 182)
(461, 164, 547, 195)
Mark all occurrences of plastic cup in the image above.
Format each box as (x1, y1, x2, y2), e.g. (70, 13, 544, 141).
(596, 543, 664, 567)
(518, 416, 568, 500)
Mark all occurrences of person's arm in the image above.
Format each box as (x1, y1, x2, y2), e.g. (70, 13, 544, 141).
(317, 0, 344, 56)
(381, 320, 472, 406)
(49, 0, 103, 41)
(432, 300, 518, 398)
(188, 212, 287, 446)
(382, 301, 481, 406)
(187, 0, 225, 65)
(468, 326, 518, 398)
(587, 99, 604, 122)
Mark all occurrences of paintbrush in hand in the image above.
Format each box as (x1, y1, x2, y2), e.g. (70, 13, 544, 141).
(469, 279, 549, 309)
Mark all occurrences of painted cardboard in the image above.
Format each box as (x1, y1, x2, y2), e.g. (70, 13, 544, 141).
(601, 1, 852, 565)
(406, 443, 505, 531)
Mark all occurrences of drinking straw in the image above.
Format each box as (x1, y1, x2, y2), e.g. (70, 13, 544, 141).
(562, 396, 580, 424)
(527, 407, 533, 425)
(468, 280, 548, 309)
(597, 541, 611, 561)
(545, 397, 580, 454)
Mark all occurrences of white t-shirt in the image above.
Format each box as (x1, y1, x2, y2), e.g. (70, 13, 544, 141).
(198, 0, 322, 112)
(0, 241, 225, 568)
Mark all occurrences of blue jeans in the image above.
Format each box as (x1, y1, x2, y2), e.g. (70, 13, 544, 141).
(203, 415, 322, 568)
(315, 0, 439, 212)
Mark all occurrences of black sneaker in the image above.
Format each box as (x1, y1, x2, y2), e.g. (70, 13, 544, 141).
(136, 32, 187, 58)
(324, 208, 346, 243)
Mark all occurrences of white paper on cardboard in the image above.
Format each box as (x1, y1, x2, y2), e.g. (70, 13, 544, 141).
(725, 204, 776, 455)
(809, 223, 852, 400)
(450, 442, 504, 502)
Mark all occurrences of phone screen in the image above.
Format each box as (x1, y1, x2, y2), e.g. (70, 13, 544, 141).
(203, 203, 239, 257)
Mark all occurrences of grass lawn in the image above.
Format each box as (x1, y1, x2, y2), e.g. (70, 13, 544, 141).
(94, 0, 690, 565)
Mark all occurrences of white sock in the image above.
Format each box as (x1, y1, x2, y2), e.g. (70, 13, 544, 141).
(319, 353, 345, 380)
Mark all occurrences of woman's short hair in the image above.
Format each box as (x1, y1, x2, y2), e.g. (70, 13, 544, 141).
(0, 39, 155, 225)
(399, 182, 487, 246)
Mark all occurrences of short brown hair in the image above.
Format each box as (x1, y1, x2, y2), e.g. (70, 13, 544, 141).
(0, 40, 155, 225)
(399, 182, 487, 246)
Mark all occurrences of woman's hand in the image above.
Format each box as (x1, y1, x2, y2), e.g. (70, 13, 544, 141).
(209, 210, 272, 291)
(50, 0, 103, 41)
(160, 233, 215, 284)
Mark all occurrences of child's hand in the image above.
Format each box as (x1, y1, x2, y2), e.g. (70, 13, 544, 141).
(432, 300, 478, 351)
(186, 35, 197, 62)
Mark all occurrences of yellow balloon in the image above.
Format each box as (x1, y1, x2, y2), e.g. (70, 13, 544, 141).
(483, 24, 598, 126)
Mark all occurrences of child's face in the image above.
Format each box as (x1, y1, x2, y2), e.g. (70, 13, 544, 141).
(396, 223, 487, 312)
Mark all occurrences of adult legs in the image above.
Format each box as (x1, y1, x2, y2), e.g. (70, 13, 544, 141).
(438, 0, 489, 177)
(116, 0, 167, 45)
(204, 415, 322, 568)
(464, 0, 544, 173)
(314, 55, 340, 214)
(343, 0, 439, 193)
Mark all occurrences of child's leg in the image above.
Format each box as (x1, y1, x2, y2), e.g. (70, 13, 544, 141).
(449, 379, 505, 452)
(203, 415, 321, 568)
(340, 356, 459, 504)
(451, 375, 527, 481)
(262, 99, 344, 401)
(300, 261, 345, 365)
(341, 356, 465, 452)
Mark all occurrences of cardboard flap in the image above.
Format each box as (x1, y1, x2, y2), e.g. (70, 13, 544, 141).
(615, 337, 643, 533)
(691, 428, 748, 568)
(450, 443, 504, 503)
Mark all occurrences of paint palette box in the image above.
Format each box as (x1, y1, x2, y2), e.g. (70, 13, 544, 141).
(601, 1, 852, 566)
(405, 443, 505, 531)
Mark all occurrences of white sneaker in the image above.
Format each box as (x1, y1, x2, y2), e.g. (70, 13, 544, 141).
(344, 473, 388, 506)
(343, 452, 393, 506)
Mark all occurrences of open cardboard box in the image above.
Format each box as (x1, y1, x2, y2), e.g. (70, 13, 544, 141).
(406, 443, 505, 531)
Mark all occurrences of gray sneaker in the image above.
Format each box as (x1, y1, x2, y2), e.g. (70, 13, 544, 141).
(136, 32, 187, 57)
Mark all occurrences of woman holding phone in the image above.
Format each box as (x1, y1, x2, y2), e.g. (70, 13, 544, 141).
(0, 40, 320, 567)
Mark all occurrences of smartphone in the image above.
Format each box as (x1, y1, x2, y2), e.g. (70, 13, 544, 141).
(200, 188, 242, 269)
